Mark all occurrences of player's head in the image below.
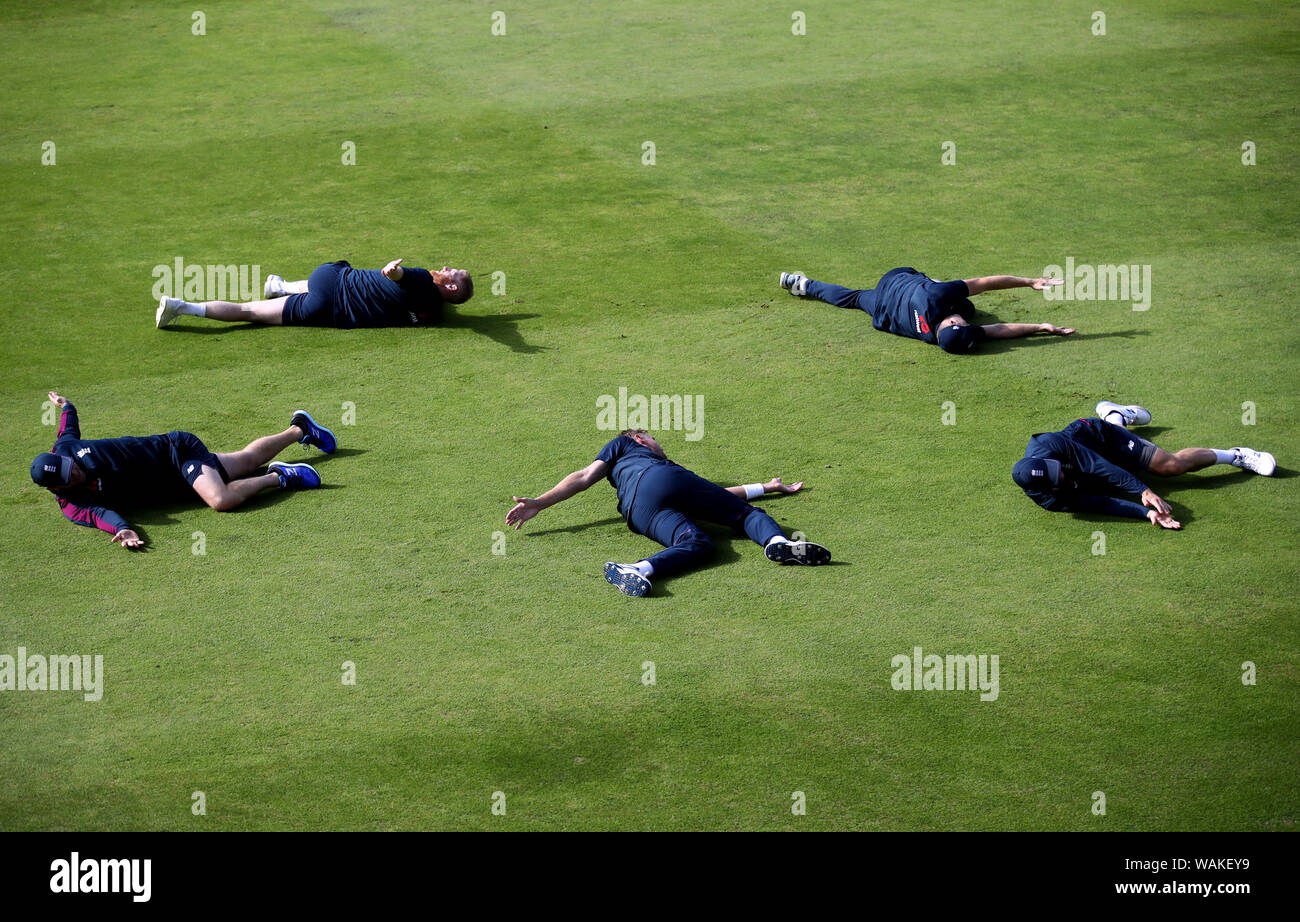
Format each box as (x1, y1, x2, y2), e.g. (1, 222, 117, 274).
(433, 267, 474, 304)
(622, 428, 665, 458)
(31, 453, 84, 492)
(936, 316, 985, 354)
(1012, 457, 1065, 492)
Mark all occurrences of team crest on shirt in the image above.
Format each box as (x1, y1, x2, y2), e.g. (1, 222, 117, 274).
(77, 447, 92, 458)
(1127, 440, 1135, 450)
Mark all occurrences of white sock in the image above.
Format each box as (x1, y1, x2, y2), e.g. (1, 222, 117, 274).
(633, 560, 654, 578)
(766, 535, 792, 547)
(175, 300, 206, 317)
(1103, 411, 1126, 426)
(1214, 449, 1238, 466)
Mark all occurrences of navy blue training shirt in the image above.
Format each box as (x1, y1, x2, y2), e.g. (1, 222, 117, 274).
(44, 404, 199, 535)
(595, 435, 673, 518)
(869, 267, 978, 345)
(1019, 429, 1152, 520)
(335, 266, 442, 328)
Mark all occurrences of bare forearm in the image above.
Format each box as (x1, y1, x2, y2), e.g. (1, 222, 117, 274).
(535, 470, 592, 508)
(964, 275, 1032, 295)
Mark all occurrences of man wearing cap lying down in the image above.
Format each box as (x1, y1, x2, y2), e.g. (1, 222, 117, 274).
(30, 392, 336, 549)
(1012, 400, 1277, 530)
(778, 266, 1072, 354)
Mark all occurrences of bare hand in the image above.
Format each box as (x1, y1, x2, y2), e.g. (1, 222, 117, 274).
(111, 528, 144, 549)
(381, 258, 404, 280)
(1030, 277, 1063, 291)
(1140, 489, 1172, 516)
(765, 477, 804, 494)
(1040, 323, 1075, 335)
(47, 391, 68, 407)
(506, 496, 543, 529)
(1148, 510, 1182, 530)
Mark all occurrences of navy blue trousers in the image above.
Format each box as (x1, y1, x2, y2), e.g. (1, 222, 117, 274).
(805, 279, 874, 314)
(624, 464, 784, 579)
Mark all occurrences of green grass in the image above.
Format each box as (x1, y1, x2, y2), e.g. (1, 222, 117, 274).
(0, 0, 1296, 830)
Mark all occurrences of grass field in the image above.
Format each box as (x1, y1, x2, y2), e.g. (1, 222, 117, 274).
(0, 0, 1296, 831)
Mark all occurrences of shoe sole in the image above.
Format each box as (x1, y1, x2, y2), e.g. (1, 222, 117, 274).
(765, 540, 831, 566)
(779, 272, 807, 296)
(1096, 401, 1151, 427)
(156, 297, 175, 329)
(291, 410, 337, 454)
(604, 562, 651, 597)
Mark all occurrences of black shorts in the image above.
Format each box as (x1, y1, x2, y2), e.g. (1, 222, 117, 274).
(281, 261, 349, 326)
(1068, 418, 1157, 471)
(168, 431, 229, 485)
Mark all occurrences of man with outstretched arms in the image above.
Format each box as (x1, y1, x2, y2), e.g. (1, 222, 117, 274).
(506, 429, 831, 597)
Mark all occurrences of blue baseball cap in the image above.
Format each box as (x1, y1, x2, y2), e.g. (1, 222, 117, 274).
(937, 323, 985, 354)
(1012, 457, 1064, 491)
(31, 452, 74, 488)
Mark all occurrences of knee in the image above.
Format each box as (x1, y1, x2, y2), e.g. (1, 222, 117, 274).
(677, 530, 713, 557)
(205, 491, 238, 512)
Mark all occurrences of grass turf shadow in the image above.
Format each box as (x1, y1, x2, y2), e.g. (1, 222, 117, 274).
(440, 307, 543, 354)
(977, 329, 1150, 354)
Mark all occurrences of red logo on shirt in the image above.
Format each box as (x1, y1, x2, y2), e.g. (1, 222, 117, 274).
(914, 310, 930, 334)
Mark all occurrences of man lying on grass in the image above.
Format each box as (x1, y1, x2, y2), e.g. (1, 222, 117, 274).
(1012, 400, 1277, 529)
(30, 392, 335, 550)
(156, 258, 471, 330)
(506, 429, 831, 597)
(779, 266, 1072, 353)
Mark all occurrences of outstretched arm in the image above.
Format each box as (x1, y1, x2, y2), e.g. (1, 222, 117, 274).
(507, 459, 610, 529)
(725, 476, 804, 499)
(1069, 494, 1181, 529)
(963, 276, 1062, 295)
(49, 391, 79, 440)
(981, 322, 1075, 339)
(58, 497, 143, 546)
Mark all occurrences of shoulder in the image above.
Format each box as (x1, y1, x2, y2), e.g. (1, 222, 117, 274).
(596, 435, 632, 461)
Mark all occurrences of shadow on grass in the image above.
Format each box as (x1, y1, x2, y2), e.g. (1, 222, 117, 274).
(303, 447, 367, 463)
(160, 309, 545, 354)
(441, 307, 543, 354)
(160, 321, 265, 335)
(978, 329, 1149, 354)
(126, 483, 342, 527)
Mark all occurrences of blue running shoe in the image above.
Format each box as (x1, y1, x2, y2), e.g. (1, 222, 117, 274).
(268, 461, 322, 490)
(604, 562, 652, 597)
(291, 410, 336, 453)
(764, 539, 831, 565)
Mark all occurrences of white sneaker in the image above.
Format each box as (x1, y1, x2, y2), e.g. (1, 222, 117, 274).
(264, 274, 286, 298)
(1096, 400, 1151, 428)
(779, 272, 809, 297)
(156, 296, 181, 329)
(1231, 447, 1276, 476)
